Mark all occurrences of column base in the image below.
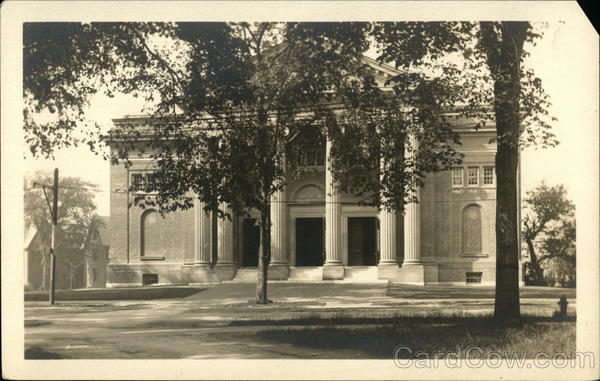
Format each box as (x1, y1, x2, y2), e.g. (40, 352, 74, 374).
(268, 263, 289, 280)
(181, 264, 219, 284)
(377, 263, 400, 280)
(402, 260, 423, 266)
(393, 263, 438, 285)
(213, 263, 239, 281)
(322, 263, 344, 280)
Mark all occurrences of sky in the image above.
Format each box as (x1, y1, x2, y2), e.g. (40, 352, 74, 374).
(24, 21, 593, 216)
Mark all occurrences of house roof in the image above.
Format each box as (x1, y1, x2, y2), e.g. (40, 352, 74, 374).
(82, 215, 110, 248)
(24, 225, 38, 250)
(95, 215, 110, 246)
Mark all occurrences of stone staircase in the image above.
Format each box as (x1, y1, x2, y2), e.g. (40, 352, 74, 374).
(287, 266, 323, 282)
(342, 266, 380, 283)
(232, 266, 382, 283)
(232, 268, 257, 282)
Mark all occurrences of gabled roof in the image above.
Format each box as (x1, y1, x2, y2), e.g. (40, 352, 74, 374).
(94, 215, 110, 246)
(24, 225, 38, 250)
(83, 215, 110, 248)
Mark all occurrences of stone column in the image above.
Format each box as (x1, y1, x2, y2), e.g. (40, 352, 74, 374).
(403, 198, 421, 265)
(194, 199, 212, 266)
(182, 198, 214, 284)
(379, 209, 398, 260)
(269, 187, 289, 279)
(323, 136, 344, 279)
(378, 150, 399, 279)
(215, 203, 238, 280)
(403, 134, 421, 265)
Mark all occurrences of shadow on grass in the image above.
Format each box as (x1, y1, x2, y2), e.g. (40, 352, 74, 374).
(25, 320, 52, 327)
(253, 313, 576, 359)
(386, 284, 576, 300)
(25, 346, 63, 359)
(24, 287, 206, 301)
(233, 311, 576, 327)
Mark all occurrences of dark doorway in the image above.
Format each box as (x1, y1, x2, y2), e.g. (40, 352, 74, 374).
(296, 217, 324, 266)
(242, 218, 260, 267)
(347, 217, 378, 266)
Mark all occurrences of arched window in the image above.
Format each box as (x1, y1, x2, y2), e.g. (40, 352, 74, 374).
(141, 210, 163, 257)
(462, 204, 482, 254)
(294, 184, 325, 202)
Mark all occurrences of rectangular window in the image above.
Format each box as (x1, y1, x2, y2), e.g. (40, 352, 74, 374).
(92, 268, 98, 282)
(483, 166, 495, 185)
(299, 147, 325, 167)
(467, 167, 479, 186)
(466, 271, 483, 284)
(131, 173, 146, 191)
(146, 172, 158, 191)
(451, 168, 464, 187)
(142, 273, 159, 286)
(131, 172, 157, 192)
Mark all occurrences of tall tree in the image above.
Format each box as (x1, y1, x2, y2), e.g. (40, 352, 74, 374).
(522, 182, 575, 285)
(372, 22, 556, 323)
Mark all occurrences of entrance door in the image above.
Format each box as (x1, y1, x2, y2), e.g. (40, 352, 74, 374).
(242, 218, 260, 267)
(347, 217, 378, 266)
(296, 218, 324, 266)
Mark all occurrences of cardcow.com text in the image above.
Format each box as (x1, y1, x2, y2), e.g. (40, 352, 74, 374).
(393, 345, 595, 369)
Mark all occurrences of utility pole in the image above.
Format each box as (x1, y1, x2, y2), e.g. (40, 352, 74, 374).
(49, 168, 58, 305)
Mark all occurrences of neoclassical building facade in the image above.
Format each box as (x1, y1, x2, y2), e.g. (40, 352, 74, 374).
(106, 122, 499, 287)
(106, 59, 501, 287)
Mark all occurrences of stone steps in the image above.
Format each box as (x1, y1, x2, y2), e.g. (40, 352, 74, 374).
(342, 266, 379, 283)
(288, 266, 323, 281)
(232, 268, 257, 282)
(232, 266, 382, 283)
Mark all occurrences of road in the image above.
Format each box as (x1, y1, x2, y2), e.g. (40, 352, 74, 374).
(24, 283, 576, 359)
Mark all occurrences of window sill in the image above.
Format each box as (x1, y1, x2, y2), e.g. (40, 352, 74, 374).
(460, 253, 489, 258)
(139, 256, 165, 261)
(451, 187, 495, 192)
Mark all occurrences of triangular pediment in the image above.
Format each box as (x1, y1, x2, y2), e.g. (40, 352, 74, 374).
(360, 55, 402, 88)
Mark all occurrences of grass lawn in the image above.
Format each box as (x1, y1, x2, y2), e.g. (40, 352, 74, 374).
(386, 284, 576, 299)
(24, 286, 206, 301)
(255, 314, 576, 359)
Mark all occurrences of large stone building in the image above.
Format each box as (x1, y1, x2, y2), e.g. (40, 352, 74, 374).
(106, 59, 504, 287)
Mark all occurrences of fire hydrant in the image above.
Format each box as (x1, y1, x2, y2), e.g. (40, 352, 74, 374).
(557, 294, 568, 320)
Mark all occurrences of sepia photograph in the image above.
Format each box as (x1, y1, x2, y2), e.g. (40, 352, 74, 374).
(1, 1, 598, 380)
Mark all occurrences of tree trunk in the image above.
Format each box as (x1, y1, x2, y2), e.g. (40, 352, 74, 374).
(255, 204, 271, 304)
(489, 22, 529, 323)
(525, 237, 543, 285)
